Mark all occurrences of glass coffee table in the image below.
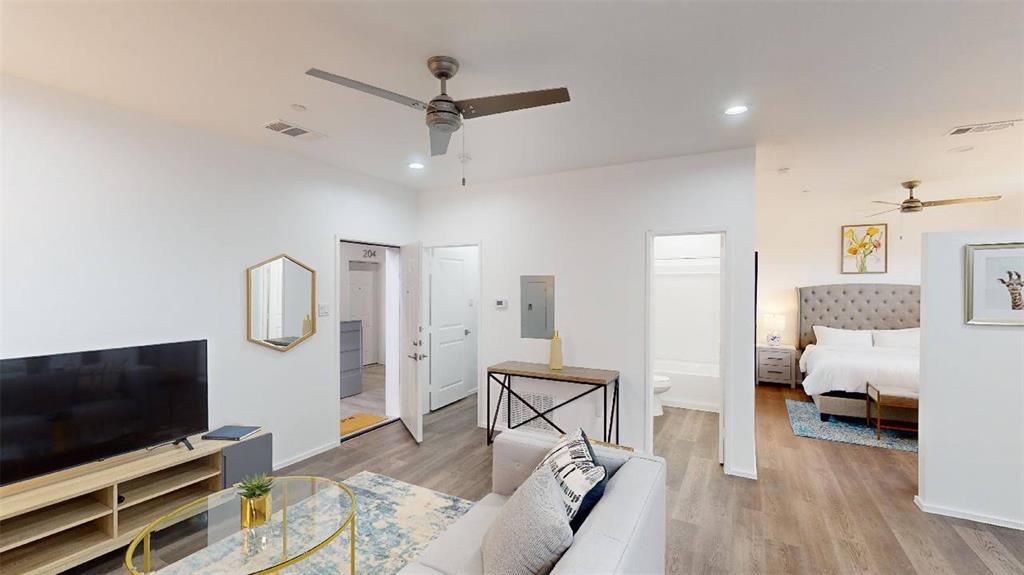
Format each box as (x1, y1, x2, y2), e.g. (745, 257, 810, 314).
(125, 476, 355, 575)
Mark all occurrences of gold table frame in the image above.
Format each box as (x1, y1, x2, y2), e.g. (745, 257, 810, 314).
(124, 476, 356, 575)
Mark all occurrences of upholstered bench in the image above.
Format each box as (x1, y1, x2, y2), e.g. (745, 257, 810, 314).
(866, 383, 919, 439)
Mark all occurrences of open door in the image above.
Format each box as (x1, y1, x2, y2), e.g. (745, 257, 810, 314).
(400, 243, 425, 443)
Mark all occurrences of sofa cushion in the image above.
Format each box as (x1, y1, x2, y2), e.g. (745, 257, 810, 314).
(552, 457, 666, 575)
(482, 468, 574, 575)
(413, 493, 508, 575)
(535, 428, 607, 531)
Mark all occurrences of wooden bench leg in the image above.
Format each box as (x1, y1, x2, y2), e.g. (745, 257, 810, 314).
(876, 399, 882, 440)
(866, 394, 870, 427)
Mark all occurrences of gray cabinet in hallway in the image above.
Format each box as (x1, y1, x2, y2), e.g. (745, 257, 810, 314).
(340, 320, 363, 398)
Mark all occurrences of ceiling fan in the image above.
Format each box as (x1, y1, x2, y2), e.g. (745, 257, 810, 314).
(306, 56, 570, 157)
(868, 180, 1001, 217)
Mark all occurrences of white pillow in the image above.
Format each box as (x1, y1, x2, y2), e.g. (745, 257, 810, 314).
(812, 325, 873, 347)
(873, 327, 920, 349)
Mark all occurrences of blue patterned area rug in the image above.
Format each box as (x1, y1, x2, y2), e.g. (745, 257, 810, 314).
(158, 471, 472, 575)
(785, 399, 918, 453)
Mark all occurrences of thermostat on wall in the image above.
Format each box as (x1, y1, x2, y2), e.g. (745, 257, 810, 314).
(495, 298, 509, 310)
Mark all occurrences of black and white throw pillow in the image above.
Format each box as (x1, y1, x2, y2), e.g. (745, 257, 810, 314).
(535, 428, 607, 532)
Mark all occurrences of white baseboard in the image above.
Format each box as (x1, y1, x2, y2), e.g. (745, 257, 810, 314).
(914, 496, 1024, 530)
(724, 465, 758, 480)
(273, 439, 339, 471)
(661, 398, 720, 413)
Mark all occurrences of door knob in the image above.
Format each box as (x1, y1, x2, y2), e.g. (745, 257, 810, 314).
(464, 329, 472, 336)
(407, 354, 418, 361)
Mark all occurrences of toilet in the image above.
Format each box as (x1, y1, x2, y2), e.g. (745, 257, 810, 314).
(653, 375, 672, 416)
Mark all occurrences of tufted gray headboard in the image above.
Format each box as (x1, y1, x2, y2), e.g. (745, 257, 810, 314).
(797, 284, 920, 349)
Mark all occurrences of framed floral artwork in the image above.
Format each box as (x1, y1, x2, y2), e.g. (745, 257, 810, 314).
(965, 242, 1024, 326)
(841, 223, 887, 274)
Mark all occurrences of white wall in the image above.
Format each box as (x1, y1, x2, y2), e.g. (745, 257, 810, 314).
(417, 149, 757, 477)
(756, 183, 1024, 345)
(917, 228, 1024, 530)
(0, 77, 418, 468)
(652, 234, 721, 411)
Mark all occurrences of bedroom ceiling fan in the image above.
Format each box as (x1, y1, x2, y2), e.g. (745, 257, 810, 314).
(868, 180, 1001, 217)
(306, 56, 570, 157)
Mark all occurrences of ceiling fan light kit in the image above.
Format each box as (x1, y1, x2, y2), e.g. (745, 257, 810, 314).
(867, 179, 1002, 218)
(307, 55, 570, 158)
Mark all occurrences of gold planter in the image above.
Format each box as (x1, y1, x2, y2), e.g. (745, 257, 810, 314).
(240, 493, 271, 528)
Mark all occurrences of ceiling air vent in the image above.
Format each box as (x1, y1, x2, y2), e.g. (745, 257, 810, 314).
(263, 120, 325, 141)
(946, 119, 1020, 136)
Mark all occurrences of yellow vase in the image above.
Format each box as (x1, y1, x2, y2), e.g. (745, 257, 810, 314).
(241, 493, 271, 528)
(549, 330, 563, 370)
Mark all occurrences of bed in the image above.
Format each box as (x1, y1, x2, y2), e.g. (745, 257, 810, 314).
(796, 284, 920, 422)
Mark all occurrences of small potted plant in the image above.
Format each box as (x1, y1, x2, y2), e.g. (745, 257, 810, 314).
(238, 473, 273, 528)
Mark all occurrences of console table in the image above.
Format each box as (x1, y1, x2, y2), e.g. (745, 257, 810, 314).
(486, 361, 620, 445)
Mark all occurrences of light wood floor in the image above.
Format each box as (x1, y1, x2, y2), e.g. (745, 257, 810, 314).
(653, 385, 1024, 575)
(340, 363, 386, 420)
(70, 387, 1023, 574)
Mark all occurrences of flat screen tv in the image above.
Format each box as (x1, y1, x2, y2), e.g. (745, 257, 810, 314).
(0, 340, 208, 486)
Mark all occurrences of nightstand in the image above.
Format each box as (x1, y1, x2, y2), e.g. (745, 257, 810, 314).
(757, 344, 798, 388)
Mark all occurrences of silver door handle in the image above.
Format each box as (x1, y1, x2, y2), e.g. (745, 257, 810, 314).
(407, 354, 418, 361)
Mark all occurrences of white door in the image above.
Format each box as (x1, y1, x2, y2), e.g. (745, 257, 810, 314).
(350, 268, 378, 365)
(428, 247, 476, 411)
(399, 243, 425, 443)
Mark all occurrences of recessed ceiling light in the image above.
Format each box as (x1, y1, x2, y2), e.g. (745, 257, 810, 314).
(290, 104, 307, 112)
(947, 145, 975, 153)
(724, 105, 749, 116)
(408, 162, 425, 170)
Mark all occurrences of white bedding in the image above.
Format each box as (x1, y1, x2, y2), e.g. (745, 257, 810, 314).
(799, 344, 919, 396)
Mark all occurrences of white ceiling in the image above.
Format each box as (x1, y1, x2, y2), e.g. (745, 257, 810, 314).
(2, 2, 1022, 193)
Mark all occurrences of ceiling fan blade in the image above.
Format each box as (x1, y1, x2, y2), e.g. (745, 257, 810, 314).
(306, 68, 427, 111)
(430, 129, 452, 156)
(921, 195, 1002, 208)
(871, 201, 903, 206)
(867, 207, 900, 218)
(456, 88, 570, 119)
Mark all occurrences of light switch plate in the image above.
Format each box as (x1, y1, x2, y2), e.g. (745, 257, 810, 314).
(317, 303, 330, 317)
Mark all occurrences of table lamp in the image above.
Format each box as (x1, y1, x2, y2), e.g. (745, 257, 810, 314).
(764, 313, 786, 346)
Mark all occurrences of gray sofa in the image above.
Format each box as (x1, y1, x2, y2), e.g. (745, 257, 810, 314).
(399, 430, 667, 575)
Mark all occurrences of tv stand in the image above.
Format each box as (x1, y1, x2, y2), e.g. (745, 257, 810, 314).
(0, 432, 269, 574)
(173, 436, 195, 451)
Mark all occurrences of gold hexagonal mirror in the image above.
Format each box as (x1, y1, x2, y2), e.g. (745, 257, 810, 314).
(246, 254, 316, 352)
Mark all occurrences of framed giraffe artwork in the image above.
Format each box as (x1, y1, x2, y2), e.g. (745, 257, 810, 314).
(965, 242, 1024, 326)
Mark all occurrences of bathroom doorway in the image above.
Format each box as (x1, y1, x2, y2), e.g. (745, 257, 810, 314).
(647, 232, 725, 462)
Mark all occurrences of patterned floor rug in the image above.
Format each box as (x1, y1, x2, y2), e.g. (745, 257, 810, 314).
(785, 399, 918, 453)
(156, 471, 473, 574)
